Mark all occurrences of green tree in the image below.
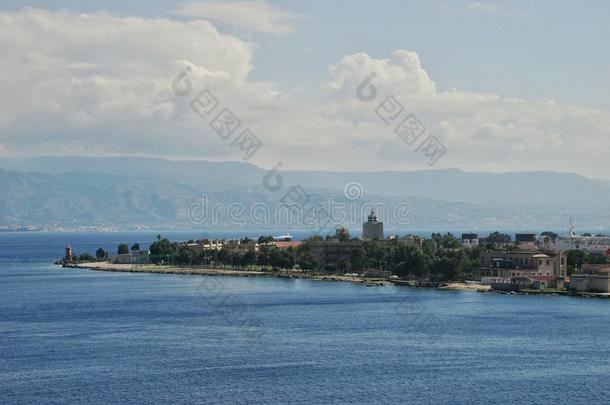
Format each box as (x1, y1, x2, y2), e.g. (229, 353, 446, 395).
(566, 249, 586, 274)
(131, 243, 141, 251)
(268, 249, 284, 269)
(175, 245, 196, 266)
(149, 238, 176, 263)
(217, 249, 230, 266)
(257, 245, 271, 268)
(349, 246, 367, 272)
(304, 236, 323, 243)
(242, 250, 257, 270)
(485, 232, 512, 250)
(117, 243, 129, 255)
(95, 248, 106, 260)
(78, 253, 95, 262)
(392, 244, 429, 278)
(541, 231, 559, 241)
(427, 250, 466, 281)
(431, 233, 460, 249)
(257, 235, 274, 244)
(267, 248, 295, 270)
(587, 253, 608, 264)
(363, 240, 389, 269)
(281, 248, 296, 269)
(296, 250, 320, 271)
(338, 258, 351, 273)
(198, 249, 215, 266)
(566, 249, 608, 275)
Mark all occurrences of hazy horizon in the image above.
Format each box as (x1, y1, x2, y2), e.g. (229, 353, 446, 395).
(3, 155, 610, 180)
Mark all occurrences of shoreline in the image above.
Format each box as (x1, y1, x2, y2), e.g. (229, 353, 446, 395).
(61, 262, 493, 291)
(63, 262, 610, 298)
(65, 262, 383, 285)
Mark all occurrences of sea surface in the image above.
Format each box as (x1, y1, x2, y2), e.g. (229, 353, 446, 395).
(2, 232, 610, 404)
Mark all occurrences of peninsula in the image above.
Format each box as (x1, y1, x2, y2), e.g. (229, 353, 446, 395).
(58, 224, 610, 297)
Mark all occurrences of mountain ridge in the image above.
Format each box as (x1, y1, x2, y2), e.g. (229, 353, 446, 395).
(1, 157, 609, 230)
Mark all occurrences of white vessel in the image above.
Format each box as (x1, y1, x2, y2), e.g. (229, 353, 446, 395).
(273, 233, 293, 241)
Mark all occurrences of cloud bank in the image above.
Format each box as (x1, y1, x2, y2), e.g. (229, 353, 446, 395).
(0, 8, 608, 177)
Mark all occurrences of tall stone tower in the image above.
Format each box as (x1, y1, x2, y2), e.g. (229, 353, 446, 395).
(362, 209, 384, 240)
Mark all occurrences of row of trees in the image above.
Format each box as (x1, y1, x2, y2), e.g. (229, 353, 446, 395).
(82, 243, 141, 261)
(566, 249, 609, 274)
(154, 234, 478, 280)
(117, 243, 140, 254)
(322, 236, 480, 280)
(99, 231, 610, 280)
(144, 237, 304, 270)
(99, 233, 480, 280)
(67, 252, 97, 264)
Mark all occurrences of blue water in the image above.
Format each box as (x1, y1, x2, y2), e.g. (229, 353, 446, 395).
(2, 232, 610, 404)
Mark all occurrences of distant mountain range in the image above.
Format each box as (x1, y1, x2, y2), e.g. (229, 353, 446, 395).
(1, 156, 609, 232)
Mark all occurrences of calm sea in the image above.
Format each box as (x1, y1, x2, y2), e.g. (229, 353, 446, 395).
(1, 232, 610, 404)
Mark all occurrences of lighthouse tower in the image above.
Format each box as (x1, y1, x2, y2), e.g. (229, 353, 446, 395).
(65, 245, 73, 263)
(362, 209, 384, 240)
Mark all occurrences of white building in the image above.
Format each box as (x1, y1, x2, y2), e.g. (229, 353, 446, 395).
(461, 233, 479, 247)
(544, 224, 610, 256)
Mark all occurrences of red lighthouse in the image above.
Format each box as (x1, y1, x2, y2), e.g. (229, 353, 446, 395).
(65, 245, 73, 263)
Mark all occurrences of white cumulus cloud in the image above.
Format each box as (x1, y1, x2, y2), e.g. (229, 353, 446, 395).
(0, 8, 257, 157)
(0, 8, 609, 178)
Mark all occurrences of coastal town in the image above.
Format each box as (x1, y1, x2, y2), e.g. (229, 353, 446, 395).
(60, 210, 610, 297)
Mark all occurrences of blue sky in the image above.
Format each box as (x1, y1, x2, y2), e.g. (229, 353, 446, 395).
(0, 1, 608, 176)
(253, 0, 610, 107)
